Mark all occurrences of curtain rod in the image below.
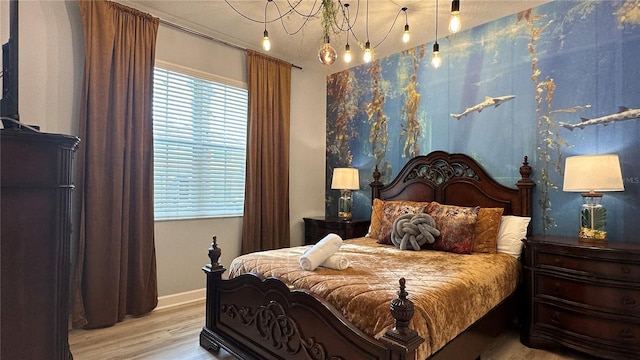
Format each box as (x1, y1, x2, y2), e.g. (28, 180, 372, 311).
(159, 19, 303, 70)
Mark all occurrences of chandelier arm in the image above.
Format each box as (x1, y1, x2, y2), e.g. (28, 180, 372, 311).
(271, 0, 317, 36)
(264, 1, 268, 31)
(273, 0, 325, 36)
(284, 0, 323, 18)
(280, 17, 315, 36)
(348, 29, 364, 46)
(269, 0, 310, 24)
(371, 8, 404, 49)
(365, 0, 369, 40)
(224, 0, 307, 25)
(224, 0, 268, 23)
(225, 0, 319, 26)
(334, 0, 359, 33)
(436, 0, 439, 40)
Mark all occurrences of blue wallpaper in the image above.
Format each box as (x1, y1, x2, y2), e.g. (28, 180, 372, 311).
(325, 0, 640, 241)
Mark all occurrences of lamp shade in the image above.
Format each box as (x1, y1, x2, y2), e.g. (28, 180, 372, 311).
(563, 154, 624, 192)
(331, 168, 360, 190)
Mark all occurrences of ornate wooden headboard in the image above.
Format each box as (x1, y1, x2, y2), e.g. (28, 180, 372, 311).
(370, 151, 534, 216)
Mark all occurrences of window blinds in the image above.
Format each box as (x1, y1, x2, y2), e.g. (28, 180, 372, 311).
(153, 66, 248, 220)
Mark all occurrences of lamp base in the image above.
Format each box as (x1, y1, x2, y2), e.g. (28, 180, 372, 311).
(578, 193, 607, 241)
(337, 211, 352, 221)
(337, 189, 353, 221)
(579, 227, 607, 241)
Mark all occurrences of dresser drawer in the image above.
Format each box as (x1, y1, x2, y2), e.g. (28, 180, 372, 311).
(535, 303, 640, 347)
(536, 251, 640, 281)
(536, 274, 640, 316)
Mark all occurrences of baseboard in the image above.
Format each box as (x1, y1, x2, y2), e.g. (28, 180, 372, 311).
(156, 288, 206, 310)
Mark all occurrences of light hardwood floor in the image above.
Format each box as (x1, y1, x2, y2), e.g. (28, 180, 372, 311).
(69, 299, 591, 360)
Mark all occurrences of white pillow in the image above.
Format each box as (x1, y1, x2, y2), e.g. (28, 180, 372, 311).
(496, 215, 531, 258)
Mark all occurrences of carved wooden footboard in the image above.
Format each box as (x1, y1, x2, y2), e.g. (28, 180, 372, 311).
(200, 237, 424, 360)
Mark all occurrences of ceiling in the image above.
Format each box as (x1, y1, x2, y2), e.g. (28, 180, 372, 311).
(120, 0, 549, 74)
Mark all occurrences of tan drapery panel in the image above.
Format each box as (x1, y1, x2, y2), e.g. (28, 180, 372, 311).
(241, 51, 292, 254)
(71, 0, 159, 329)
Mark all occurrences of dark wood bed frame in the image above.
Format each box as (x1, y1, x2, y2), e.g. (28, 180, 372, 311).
(200, 151, 534, 360)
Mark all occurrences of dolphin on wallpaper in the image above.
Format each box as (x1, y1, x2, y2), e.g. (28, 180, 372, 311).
(450, 95, 516, 120)
(559, 107, 640, 131)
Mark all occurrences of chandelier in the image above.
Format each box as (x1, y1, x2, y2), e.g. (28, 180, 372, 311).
(226, 0, 462, 66)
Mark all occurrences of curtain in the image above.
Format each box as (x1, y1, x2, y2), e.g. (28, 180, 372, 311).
(71, 0, 159, 329)
(241, 51, 292, 254)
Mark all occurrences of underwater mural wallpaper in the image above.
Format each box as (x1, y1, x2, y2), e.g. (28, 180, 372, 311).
(325, 0, 640, 241)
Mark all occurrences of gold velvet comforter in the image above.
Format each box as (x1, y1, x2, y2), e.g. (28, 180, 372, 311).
(228, 237, 520, 359)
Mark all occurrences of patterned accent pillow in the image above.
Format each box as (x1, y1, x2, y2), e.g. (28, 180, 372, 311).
(472, 207, 505, 254)
(427, 202, 480, 254)
(377, 201, 431, 244)
(367, 198, 430, 240)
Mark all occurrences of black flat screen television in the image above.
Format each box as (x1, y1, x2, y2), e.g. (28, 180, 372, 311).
(1, 0, 20, 127)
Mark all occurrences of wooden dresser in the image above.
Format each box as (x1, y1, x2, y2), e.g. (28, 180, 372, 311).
(1, 129, 80, 360)
(521, 235, 640, 360)
(303, 216, 370, 245)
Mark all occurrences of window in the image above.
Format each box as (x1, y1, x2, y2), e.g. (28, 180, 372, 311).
(153, 64, 248, 220)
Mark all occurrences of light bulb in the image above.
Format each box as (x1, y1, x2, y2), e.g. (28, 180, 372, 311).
(449, 14, 461, 33)
(262, 30, 271, 51)
(431, 52, 441, 68)
(363, 41, 372, 63)
(449, 0, 461, 33)
(318, 41, 337, 65)
(403, 24, 410, 43)
(344, 44, 352, 63)
(431, 42, 441, 68)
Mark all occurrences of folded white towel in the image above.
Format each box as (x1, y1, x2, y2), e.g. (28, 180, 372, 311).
(302, 248, 350, 270)
(299, 233, 343, 271)
(319, 254, 350, 270)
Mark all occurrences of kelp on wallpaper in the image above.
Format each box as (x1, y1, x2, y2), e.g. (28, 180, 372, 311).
(400, 46, 426, 159)
(521, 8, 571, 233)
(326, 0, 640, 240)
(325, 48, 427, 218)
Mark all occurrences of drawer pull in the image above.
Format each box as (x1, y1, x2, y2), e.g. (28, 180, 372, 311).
(621, 295, 637, 306)
(620, 265, 632, 275)
(553, 257, 563, 266)
(551, 312, 561, 324)
(619, 328, 635, 340)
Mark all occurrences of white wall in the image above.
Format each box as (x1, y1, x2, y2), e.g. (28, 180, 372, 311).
(17, 0, 326, 297)
(17, 1, 83, 135)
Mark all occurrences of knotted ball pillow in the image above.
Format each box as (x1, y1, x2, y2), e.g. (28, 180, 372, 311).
(390, 213, 440, 251)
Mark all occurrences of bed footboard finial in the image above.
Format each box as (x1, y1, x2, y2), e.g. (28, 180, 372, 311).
(389, 278, 415, 332)
(207, 235, 222, 269)
(381, 278, 424, 359)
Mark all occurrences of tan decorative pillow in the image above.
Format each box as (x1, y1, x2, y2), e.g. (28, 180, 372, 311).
(367, 199, 430, 240)
(367, 198, 386, 239)
(376, 201, 431, 244)
(427, 202, 479, 254)
(472, 208, 505, 254)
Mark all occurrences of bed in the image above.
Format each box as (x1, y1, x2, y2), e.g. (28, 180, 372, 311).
(200, 151, 534, 360)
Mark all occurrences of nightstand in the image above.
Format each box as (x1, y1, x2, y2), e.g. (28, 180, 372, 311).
(521, 235, 640, 360)
(303, 217, 370, 245)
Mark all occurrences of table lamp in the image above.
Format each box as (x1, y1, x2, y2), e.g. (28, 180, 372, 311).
(562, 154, 624, 240)
(331, 168, 360, 220)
